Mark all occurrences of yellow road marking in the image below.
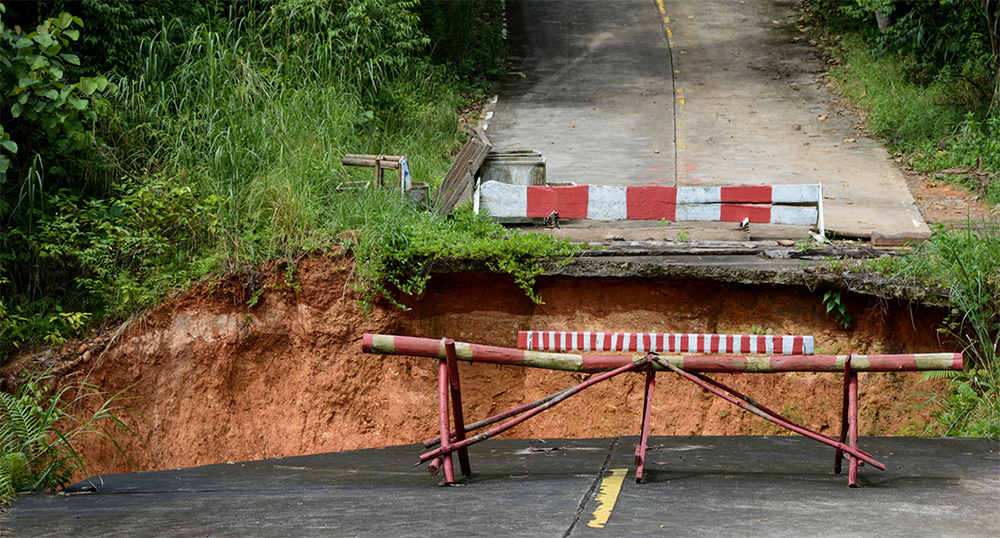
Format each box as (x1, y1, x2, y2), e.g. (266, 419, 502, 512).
(656, 0, 665, 15)
(587, 468, 628, 529)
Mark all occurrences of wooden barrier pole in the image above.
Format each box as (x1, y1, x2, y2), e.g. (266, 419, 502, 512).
(651, 356, 885, 472)
(686, 367, 871, 460)
(362, 334, 963, 373)
(418, 357, 650, 465)
(422, 387, 574, 449)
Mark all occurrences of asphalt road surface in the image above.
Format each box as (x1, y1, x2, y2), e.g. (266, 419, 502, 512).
(4, 437, 997, 537)
(487, 0, 927, 239)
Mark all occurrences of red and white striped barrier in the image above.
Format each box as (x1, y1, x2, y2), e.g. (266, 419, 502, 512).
(363, 334, 963, 373)
(477, 181, 823, 230)
(517, 331, 814, 355)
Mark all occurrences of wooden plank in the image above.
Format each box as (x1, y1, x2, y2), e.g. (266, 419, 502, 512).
(343, 154, 403, 167)
(433, 129, 492, 214)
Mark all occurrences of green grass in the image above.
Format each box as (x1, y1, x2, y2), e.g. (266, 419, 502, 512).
(865, 223, 1000, 436)
(828, 36, 1000, 205)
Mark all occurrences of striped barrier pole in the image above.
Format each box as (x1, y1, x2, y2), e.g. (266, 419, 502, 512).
(518, 331, 814, 355)
(362, 334, 964, 373)
(478, 182, 823, 229)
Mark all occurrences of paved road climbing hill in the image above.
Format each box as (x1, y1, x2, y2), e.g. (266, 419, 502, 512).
(486, 0, 928, 239)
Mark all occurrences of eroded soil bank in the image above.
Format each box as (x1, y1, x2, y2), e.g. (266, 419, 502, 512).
(51, 254, 953, 476)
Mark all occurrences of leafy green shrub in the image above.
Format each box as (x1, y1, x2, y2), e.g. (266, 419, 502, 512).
(865, 223, 999, 436)
(0, 8, 115, 178)
(334, 190, 580, 311)
(1, 370, 136, 505)
(1, 0, 516, 357)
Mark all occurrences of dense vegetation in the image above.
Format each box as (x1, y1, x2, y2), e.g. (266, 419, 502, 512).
(812, 0, 999, 436)
(810, 0, 1000, 203)
(0, 0, 579, 500)
(0, 0, 575, 361)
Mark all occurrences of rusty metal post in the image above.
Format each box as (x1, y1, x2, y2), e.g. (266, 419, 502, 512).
(847, 366, 860, 487)
(437, 351, 455, 484)
(444, 339, 471, 476)
(635, 360, 656, 483)
(419, 357, 650, 465)
(651, 356, 884, 472)
(834, 355, 852, 475)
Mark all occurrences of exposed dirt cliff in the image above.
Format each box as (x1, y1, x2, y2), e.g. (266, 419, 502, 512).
(25, 253, 952, 476)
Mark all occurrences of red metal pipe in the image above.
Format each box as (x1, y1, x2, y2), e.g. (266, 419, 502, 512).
(363, 334, 962, 373)
(418, 357, 650, 465)
(444, 339, 472, 476)
(635, 364, 656, 483)
(422, 387, 575, 448)
(651, 356, 885, 470)
(834, 355, 853, 475)
(847, 368, 860, 487)
(437, 354, 455, 484)
(688, 369, 872, 460)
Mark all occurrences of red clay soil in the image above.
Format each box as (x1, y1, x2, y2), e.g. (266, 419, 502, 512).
(36, 254, 955, 477)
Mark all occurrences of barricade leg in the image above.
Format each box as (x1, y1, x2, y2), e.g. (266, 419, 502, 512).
(437, 349, 455, 485)
(834, 355, 863, 486)
(846, 369, 860, 487)
(834, 356, 850, 474)
(419, 357, 651, 465)
(651, 356, 884, 477)
(444, 339, 472, 476)
(635, 363, 656, 483)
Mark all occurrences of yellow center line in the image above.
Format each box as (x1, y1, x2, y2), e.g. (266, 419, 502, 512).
(587, 468, 628, 529)
(656, 0, 665, 15)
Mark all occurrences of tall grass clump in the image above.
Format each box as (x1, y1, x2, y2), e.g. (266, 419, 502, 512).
(106, 2, 466, 271)
(328, 188, 579, 311)
(866, 223, 1000, 436)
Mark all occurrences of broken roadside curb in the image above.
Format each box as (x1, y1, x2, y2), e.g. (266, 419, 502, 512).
(431, 241, 951, 309)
